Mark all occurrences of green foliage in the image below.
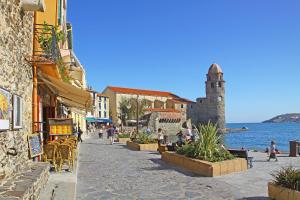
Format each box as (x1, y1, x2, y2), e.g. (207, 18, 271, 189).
(133, 132, 157, 144)
(118, 133, 130, 138)
(271, 167, 300, 191)
(176, 122, 235, 162)
(38, 22, 71, 83)
(38, 22, 66, 58)
(118, 97, 147, 124)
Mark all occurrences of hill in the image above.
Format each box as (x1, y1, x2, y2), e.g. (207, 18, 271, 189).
(263, 113, 300, 123)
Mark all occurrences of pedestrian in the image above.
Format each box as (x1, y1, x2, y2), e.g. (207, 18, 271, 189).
(146, 127, 151, 135)
(107, 126, 115, 145)
(78, 126, 83, 143)
(98, 126, 104, 139)
(268, 141, 278, 162)
(157, 128, 164, 146)
(176, 130, 184, 147)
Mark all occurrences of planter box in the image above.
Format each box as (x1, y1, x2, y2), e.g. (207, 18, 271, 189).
(268, 182, 300, 200)
(117, 138, 131, 143)
(162, 152, 247, 177)
(158, 145, 168, 154)
(126, 141, 158, 151)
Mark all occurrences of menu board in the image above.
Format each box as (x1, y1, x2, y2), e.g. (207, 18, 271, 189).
(28, 134, 43, 158)
(48, 118, 73, 136)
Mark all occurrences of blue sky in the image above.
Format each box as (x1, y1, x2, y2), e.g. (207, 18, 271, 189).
(68, 0, 300, 123)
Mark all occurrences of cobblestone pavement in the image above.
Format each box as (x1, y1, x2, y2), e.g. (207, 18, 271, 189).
(77, 135, 270, 200)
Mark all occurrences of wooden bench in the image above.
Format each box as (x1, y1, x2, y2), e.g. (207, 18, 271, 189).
(228, 149, 253, 168)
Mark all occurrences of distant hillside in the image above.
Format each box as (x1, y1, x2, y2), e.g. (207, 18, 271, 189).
(263, 113, 300, 123)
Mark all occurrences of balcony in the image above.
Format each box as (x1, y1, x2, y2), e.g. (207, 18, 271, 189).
(26, 24, 62, 66)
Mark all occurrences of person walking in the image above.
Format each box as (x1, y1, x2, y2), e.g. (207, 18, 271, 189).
(98, 126, 104, 139)
(268, 141, 278, 162)
(157, 128, 164, 146)
(78, 126, 83, 143)
(107, 126, 115, 145)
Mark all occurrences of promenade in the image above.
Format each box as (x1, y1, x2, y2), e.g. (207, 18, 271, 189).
(76, 135, 300, 200)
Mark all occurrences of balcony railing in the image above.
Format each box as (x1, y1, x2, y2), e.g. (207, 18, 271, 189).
(27, 24, 61, 65)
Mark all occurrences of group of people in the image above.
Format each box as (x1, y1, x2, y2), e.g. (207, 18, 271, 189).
(156, 128, 197, 147)
(96, 125, 120, 145)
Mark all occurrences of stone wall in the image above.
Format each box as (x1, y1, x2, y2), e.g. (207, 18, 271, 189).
(0, 0, 34, 180)
(147, 112, 182, 139)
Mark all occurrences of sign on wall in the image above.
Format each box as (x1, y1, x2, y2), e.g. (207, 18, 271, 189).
(13, 95, 23, 129)
(0, 88, 11, 130)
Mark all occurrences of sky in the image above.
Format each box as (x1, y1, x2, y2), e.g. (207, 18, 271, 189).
(67, 0, 300, 123)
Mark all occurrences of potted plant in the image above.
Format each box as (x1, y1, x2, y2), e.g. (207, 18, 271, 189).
(268, 167, 300, 200)
(162, 122, 247, 177)
(127, 132, 158, 151)
(116, 133, 131, 143)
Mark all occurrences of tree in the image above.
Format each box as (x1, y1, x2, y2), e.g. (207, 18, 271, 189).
(118, 97, 147, 126)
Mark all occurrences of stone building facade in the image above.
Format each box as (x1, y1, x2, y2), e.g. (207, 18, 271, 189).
(188, 64, 226, 133)
(0, 1, 49, 199)
(0, 0, 35, 180)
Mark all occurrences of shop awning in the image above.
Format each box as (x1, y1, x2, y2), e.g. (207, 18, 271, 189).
(86, 118, 112, 123)
(39, 72, 91, 110)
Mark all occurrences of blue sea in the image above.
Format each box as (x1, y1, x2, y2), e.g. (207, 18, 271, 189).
(225, 123, 300, 152)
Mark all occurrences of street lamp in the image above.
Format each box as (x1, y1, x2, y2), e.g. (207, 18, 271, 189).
(136, 95, 139, 136)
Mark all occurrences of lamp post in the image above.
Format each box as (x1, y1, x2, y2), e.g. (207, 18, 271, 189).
(136, 95, 139, 136)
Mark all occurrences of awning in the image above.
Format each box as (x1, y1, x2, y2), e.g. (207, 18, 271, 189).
(39, 72, 91, 110)
(86, 118, 112, 123)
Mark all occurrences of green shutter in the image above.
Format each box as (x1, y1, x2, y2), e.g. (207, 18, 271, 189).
(58, 0, 62, 25)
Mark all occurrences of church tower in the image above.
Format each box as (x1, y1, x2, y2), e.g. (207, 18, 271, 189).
(205, 63, 225, 132)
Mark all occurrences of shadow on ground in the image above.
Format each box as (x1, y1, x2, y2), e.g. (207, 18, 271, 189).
(239, 197, 270, 200)
(141, 158, 201, 177)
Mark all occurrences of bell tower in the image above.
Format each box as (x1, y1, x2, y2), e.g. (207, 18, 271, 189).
(205, 63, 225, 132)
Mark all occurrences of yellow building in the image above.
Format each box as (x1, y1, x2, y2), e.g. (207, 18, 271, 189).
(30, 0, 91, 137)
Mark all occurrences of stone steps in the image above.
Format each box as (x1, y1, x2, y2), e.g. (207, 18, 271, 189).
(0, 162, 50, 200)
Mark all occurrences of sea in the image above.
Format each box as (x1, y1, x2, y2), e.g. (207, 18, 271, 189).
(225, 123, 300, 152)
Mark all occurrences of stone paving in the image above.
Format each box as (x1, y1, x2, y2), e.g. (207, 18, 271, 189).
(76, 135, 300, 200)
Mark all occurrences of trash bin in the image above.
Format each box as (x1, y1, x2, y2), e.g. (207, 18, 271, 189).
(289, 141, 300, 157)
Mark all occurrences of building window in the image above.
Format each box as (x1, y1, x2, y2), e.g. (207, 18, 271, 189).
(218, 96, 223, 102)
(218, 82, 222, 88)
(104, 97, 106, 102)
(104, 103, 106, 109)
(99, 103, 101, 110)
(181, 104, 184, 108)
(211, 83, 215, 88)
(99, 111, 101, 118)
(200, 100, 203, 103)
(104, 111, 107, 118)
(190, 105, 193, 109)
(99, 97, 101, 102)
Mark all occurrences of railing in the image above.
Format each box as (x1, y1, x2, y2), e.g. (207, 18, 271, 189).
(28, 24, 61, 64)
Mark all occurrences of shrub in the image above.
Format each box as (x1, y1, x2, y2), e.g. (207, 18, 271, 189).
(271, 167, 300, 191)
(133, 132, 157, 144)
(176, 122, 234, 162)
(118, 133, 130, 138)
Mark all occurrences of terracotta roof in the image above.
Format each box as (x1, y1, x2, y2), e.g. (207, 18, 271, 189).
(145, 108, 181, 113)
(169, 98, 194, 104)
(97, 93, 109, 97)
(107, 86, 178, 98)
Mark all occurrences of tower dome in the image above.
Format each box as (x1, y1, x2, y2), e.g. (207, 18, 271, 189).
(208, 63, 222, 74)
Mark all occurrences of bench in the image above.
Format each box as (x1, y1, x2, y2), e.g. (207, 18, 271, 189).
(228, 149, 253, 168)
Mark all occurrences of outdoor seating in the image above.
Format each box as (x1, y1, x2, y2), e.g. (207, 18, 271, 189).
(228, 149, 253, 168)
(43, 137, 78, 173)
(57, 144, 73, 172)
(43, 144, 58, 172)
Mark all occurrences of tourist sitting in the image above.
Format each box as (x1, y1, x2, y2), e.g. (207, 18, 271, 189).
(268, 141, 278, 162)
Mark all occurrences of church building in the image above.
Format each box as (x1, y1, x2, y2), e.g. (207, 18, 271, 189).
(188, 63, 226, 133)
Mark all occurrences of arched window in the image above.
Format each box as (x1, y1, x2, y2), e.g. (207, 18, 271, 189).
(218, 96, 223, 102)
